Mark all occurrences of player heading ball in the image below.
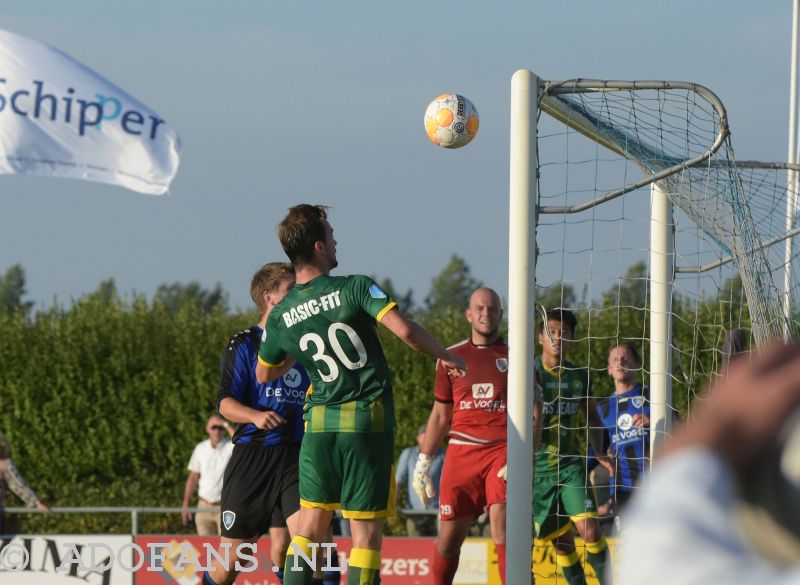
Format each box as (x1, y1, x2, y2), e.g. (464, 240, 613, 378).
(256, 204, 467, 585)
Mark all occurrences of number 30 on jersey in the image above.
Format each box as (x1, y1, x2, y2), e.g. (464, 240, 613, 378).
(299, 322, 367, 382)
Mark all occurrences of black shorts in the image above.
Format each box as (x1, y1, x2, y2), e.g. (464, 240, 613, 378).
(220, 441, 301, 539)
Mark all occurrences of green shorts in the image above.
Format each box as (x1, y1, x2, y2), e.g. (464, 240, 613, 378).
(299, 429, 395, 519)
(533, 462, 598, 542)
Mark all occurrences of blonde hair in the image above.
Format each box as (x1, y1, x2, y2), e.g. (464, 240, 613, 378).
(250, 262, 294, 314)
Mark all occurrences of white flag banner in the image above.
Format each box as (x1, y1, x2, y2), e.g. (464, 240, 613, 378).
(0, 29, 180, 195)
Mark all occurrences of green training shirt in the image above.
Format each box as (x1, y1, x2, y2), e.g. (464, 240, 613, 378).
(258, 274, 397, 433)
(535, 355, 592, 474)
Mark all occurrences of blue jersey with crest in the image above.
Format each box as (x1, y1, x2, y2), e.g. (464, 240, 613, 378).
(217, 325, 310, 445)
(595, 384, 650, 495)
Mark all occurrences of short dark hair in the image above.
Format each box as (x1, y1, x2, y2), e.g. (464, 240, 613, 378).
(250, 262, 294, 314)
(538, 308, 577, 334)
(278, 204, 329, 265)
(609, 342, 642, 365)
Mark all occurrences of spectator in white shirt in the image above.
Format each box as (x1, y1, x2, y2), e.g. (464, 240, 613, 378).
(181, 415, 234, 535)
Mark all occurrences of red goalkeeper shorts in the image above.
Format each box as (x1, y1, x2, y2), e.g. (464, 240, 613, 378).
(438, 441, 506, 521)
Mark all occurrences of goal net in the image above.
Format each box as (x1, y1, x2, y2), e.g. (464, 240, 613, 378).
(507, 72, 800, 584)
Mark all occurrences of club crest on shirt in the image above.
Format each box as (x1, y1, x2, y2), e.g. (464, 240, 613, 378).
(368, 283, 387, 299)
(222, 510, 236, 531)
(617, 413, 634, 431)
(261, 329, 267, 342)
(496, 358, 508, 372)
(631, 396, 645, 409)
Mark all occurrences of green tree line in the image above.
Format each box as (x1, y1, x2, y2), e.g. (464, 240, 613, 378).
(0, 259, 746, 534)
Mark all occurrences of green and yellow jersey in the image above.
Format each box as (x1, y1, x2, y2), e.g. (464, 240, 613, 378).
(535, 355, 592, 475)
(258, 274, 396, 433)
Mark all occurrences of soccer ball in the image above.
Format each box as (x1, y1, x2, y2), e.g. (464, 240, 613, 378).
(424, 93, 479, 149)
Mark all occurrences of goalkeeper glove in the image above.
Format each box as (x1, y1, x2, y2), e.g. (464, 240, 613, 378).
(412, 453, 436, 507)
(497, 465, 507, 481)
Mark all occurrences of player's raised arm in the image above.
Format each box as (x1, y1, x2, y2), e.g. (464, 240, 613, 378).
(379, 308, 467, 375)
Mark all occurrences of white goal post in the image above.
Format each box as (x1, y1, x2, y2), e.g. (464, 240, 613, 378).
(506, 69, 800, 584)
(507, 68, 537, 585)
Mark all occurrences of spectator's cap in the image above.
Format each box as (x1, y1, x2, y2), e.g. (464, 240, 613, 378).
(417, 425, 426, 435)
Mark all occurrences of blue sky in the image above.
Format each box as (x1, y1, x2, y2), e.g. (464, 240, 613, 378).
(0, 1, 792, 311)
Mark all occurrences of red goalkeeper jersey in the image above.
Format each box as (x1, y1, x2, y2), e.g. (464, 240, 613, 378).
(434, 338, 509, 445)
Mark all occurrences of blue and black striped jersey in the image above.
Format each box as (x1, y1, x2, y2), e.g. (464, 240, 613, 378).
(596, 384, 650, 495)
(217, 325, 309, 445)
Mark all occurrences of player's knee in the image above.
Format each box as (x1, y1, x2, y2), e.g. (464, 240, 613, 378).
(436, 531, 465, 556)
(581, 520, 601, 543)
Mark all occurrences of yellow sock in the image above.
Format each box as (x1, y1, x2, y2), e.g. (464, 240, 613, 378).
(555, 550, 580, 568)
(348, 548, 381, 585)
(586, 537, 608, 554)
(284, 535, 316, 584)
(555, 551, 585, 585)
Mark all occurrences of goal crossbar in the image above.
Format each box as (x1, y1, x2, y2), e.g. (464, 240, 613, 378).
(539, 80, 729, 214)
